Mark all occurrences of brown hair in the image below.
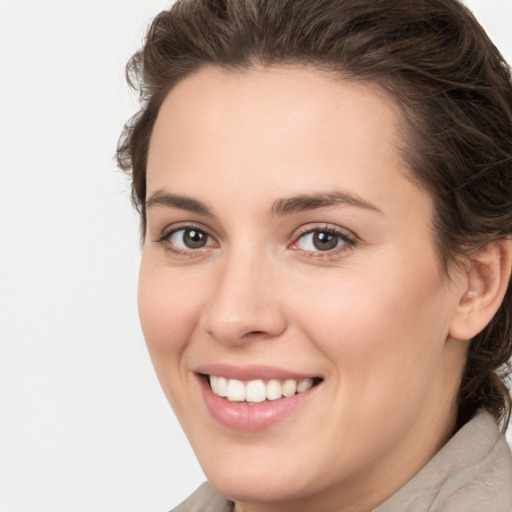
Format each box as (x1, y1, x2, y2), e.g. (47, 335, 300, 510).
(117, 0, 512, 429)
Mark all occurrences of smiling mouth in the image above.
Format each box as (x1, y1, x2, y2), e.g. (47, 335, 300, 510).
(206, 375, 323, 404)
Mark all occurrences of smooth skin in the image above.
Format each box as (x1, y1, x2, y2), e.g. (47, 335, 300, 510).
(138, 66, 510, 512)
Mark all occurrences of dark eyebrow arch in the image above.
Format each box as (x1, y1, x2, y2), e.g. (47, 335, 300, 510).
(145, 190, 212, 216)
(271, 191, 382, 216)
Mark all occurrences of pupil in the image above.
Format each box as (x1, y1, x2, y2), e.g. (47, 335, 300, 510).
(313, 231, 338, 251)
(184, 229, 206, 248)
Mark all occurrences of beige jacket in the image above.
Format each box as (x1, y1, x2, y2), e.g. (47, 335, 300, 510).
(172, 411, 512, 511)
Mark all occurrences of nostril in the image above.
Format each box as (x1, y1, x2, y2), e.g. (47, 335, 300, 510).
(241, 330, 271, 340)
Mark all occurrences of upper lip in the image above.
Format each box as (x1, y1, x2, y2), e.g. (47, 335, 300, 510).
(194, 363, 321, 381)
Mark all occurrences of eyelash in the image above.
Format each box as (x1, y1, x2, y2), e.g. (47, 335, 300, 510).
(154, 224, 217, 258)
(289, 225, 357, 259)
(154, 223, 357, 259)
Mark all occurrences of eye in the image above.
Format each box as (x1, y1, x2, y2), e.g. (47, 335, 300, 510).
(167, 228, 214, 250)
(298, 231, 341, 251)
(155, 226, 217, 256)
(291, 226, 356, 255)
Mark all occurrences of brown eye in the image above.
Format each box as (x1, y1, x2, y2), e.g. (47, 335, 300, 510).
(296, 230, 345, 252)
(168, 228, 213, 250)
(293, 227, 356, 255)
(312, 231, 339, 251)
(183, 229, 207, 248)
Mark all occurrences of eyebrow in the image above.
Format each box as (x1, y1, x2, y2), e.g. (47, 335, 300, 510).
(145, 190, 212, 216)
(145, 189, 382, 217)
(271, 191, 382, 216)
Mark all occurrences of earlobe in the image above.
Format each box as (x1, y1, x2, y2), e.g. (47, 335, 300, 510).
(449, 239, 512, 341)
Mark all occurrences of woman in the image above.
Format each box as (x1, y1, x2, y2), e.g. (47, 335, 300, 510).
(117, 0, 512, 510)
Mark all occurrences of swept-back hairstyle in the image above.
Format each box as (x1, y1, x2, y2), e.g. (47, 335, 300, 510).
(117, 0, 512, 428)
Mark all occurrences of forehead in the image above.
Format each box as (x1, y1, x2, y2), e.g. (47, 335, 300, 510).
(146, 65, 424, 219)
(150, 65, 403, 156)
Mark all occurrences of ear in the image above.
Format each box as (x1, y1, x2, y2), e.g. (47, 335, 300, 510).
(449, 239, 512, 341)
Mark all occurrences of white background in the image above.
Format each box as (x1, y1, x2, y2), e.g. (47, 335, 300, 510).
(1, 1, 511, 511)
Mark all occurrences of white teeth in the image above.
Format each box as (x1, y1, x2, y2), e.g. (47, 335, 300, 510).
(266, 379, 282, 401)
(210, 375, 229, 397)
(210, 375, 219, 395)
(282, 379, 298, 397)
(297, 378, 314, 393)
(217, 376, 228, 397)
(209, 375, 317, 402)
(227, 379, 245, 401)
(246, 380, 267, 402)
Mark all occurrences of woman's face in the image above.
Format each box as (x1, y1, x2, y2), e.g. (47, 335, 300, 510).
(139, 66, 468, 510)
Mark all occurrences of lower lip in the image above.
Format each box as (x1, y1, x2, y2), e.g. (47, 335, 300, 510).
(199, 376, 320, 432)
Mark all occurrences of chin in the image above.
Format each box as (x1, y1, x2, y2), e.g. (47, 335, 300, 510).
(193, 435, 339, 506)
(206, 468, 312, 505)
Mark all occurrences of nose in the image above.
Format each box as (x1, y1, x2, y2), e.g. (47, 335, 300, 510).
(199, 250, 288, 346)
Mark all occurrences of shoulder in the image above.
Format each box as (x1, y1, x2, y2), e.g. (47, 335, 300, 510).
(375, 411, 512, 512)
(170, 482, 233, 512)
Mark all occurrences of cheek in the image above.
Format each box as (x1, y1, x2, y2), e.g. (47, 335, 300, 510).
(295, 257, 451, 388)
(137, 262, 202, 366)
(289, 262, 454, 457)
(137, 261, 210, 421)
